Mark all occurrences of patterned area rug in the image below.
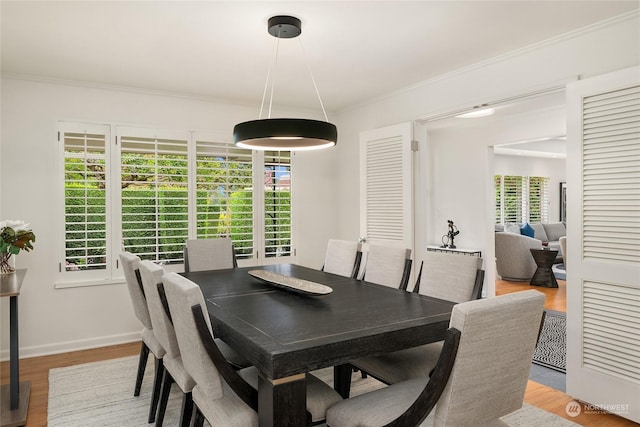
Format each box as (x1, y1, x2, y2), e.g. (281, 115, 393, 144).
(48, 354, 578, 426)
(533, 310, 567, 373)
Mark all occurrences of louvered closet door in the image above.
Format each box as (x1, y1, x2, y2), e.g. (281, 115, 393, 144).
(359, 123, 413, 250)
(566, 66, 640, 424)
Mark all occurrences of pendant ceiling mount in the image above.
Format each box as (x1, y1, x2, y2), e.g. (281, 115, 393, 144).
(233, 15, 337, 151)
(268, 15, 302, 38)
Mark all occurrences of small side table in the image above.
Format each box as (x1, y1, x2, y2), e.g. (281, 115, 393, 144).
(529, 249, 559, 288)
(1, 269, 30, 427)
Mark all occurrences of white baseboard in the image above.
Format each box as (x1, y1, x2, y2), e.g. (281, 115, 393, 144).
(0, 331, 143, 361)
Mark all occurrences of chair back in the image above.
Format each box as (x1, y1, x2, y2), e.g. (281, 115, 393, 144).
(323, 239, 362, 278)
(162, 272, 225, 401)
(184, 237, 236, 272)
(434, 290, 545, 426)
(559, 236, 567, 269)
(119, 252, 152, 330)
(361, 244, 412, 290)
(138, 260, 181, 359)
(418, 251, 484, 302)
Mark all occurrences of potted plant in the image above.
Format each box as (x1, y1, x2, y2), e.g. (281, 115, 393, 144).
(0, 220, 36, 274)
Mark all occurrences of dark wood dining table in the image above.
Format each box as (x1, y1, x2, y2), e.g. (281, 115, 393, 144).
(181, 264, 455, 427)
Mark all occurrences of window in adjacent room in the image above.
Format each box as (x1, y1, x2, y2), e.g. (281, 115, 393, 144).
(495, 175, 549, 224)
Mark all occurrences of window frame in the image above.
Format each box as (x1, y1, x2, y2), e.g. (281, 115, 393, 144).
(56, 123, 295, 288)
(495, 174, 550, 224)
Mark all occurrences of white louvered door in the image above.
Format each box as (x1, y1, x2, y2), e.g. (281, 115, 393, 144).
(359, 123, 414, 251)
(566, 66, 640, 423)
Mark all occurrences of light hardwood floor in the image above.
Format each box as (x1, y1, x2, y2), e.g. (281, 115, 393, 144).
(1, 279, 637, 426)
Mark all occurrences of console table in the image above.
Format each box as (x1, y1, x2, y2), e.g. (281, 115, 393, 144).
(1, 269, 30, 427)
(426, 245, 482, 257)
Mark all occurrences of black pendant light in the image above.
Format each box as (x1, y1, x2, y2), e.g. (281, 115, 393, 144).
(233, 15, 337, 151)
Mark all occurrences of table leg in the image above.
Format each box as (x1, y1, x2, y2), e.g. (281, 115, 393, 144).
(258, 372, 306, 427)
(9, 296, 18, 410)
(334, 364, 353, 399)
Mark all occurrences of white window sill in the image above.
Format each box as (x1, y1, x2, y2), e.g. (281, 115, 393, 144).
(54, 278, 125, 289)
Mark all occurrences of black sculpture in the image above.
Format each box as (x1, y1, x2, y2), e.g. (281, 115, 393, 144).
(441, 219, 460, 249)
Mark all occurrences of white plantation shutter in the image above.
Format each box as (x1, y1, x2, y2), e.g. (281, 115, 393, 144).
(61, 124, 110, 275)
(495, 175, 549, 224)
(119, 130, 189, 264)
(529, 176, 549, 223)
(582, 86, 640, 263)
(495, 175, 502, 224)
(194, 139, 254, 261)
(502, 175, 524, 223)
(263, 151, 292, 258)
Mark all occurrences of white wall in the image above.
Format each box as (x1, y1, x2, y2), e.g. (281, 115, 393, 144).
(334, 13, 639, 296)
(0, 78, 335, 358)
(494, 154, 566, 222)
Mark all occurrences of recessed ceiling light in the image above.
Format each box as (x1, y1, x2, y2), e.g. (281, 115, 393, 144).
(456, 107, 495, 118)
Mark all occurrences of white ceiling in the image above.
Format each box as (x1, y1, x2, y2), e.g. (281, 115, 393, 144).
(1, 1, 638, 112)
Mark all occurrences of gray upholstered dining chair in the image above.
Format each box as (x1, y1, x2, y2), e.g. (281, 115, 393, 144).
(326, 290, 546, 427)
(119, 252, 166, 424)
(182, 237, 251, 370)
(351, 251, 484, 385)
(322, 239, 363, 278)
(360, 244, 412, 290)
(162, 272, 343, 426)
(183, 237, 237, 272)
(139, 260, 194, 427)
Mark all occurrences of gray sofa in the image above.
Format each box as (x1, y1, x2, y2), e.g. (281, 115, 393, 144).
(495, 222, 566, 281)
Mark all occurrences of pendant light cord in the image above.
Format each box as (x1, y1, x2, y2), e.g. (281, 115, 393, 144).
(259, 25, 329, 122)
(259, 36, 280, 120)
(298, 38, 329, 122)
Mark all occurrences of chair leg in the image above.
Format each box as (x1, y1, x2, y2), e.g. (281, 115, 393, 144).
(148, 357, 164, 424)
(156, 371, 174, 427)
(134, 342, 150, 396)
(179, 391, 193, 427)
(192, 407, 205, 427)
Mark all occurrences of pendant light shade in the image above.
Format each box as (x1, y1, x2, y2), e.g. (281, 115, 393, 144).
(234, 118, 337, 151)
(233, 15, 337, 151)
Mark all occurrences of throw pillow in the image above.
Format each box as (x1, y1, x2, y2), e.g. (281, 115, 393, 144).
(504, 223, 520, 234)
(520, 223, 535, 238)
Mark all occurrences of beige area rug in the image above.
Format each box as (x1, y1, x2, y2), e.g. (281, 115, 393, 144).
(48, 355, 578, 426)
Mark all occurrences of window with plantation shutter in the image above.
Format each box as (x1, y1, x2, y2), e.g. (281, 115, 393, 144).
(495, 175, 549, 224)
(58, 122, 296, 286)
(195, 139, 254, 261)
(61, 125, 110, 276)
(264, 151, 292, 258)
(502, 175, 524, 223)
(119, 131, 189, 265)
(528, 176, 550, 223)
